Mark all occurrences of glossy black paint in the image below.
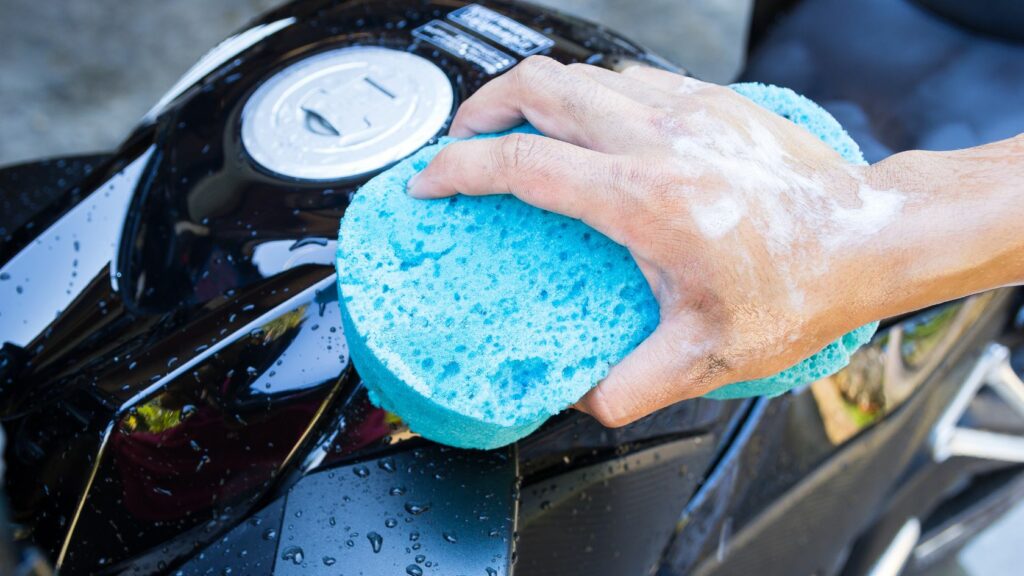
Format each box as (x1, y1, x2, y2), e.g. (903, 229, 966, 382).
(0, 154, 111, 257)
(278, 447, 517, 575)
(516, 413, 740, 576)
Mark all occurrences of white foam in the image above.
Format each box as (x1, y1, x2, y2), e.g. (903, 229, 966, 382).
(670, 102, 905, 312)
(692, 195, 745, 238)
(830, 183, 906, 239)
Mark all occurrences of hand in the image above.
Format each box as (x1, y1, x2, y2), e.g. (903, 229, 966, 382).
(407, 56, 1009, 427)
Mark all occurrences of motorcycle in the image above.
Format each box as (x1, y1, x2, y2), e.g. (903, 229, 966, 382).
(2, 0, 1023, 574)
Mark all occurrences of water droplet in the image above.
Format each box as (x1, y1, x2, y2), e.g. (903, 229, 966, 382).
(195, 454, 210, 472)
(378, 457, 396, 472)
(367, 531, 383, 553)
(345, 540, 355, 548)
(405, 565, 423, 576)
(353, 465, 370, 478)
(329, 516, 336, 527)
(322, 556, 336, 566)
(404, 501, 430, 515)
(262, 528, 277, 541)
(389, 486, 406, 496)
(409, 531, 420, 542)
(181, 405, 197, 419)
(443, 532, 457, 543)
(486, 568, 498, 576)
(280, 546, 303, 565)
(415, 554, 426, 563)
(385, 518, 398, 528)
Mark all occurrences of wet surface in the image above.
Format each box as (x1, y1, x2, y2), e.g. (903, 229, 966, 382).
(277, 448, 515, 575)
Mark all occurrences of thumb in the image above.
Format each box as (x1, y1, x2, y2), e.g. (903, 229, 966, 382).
(575, 321, 729, 427)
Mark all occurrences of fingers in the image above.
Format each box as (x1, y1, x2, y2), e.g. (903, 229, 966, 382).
(565, 63, 676, 108)
(409, 133, 639, 244)
(575, 319, 730, 427)
(620, 65, 710, 95)
(448, 56, 657, 152)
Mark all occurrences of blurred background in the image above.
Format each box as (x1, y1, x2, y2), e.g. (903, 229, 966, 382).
(0, 0, 1022, 574)
(0, 0, 751, 167)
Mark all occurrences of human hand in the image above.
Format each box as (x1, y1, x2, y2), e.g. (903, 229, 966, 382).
(408, 56, 907, 427)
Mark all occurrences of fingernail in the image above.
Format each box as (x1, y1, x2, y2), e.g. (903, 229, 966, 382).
(407, 173, 423, 197)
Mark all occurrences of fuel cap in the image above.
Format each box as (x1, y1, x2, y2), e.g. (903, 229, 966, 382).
(241, 46, 454, 181)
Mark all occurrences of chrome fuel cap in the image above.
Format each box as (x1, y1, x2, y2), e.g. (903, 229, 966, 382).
(241, 46, 454, 181)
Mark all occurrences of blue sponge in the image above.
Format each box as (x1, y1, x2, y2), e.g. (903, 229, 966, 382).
(337, 82, 877, 449)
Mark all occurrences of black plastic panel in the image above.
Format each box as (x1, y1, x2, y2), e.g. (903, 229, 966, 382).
(277, 447, 516, 575)
(174, 497, 287, 575)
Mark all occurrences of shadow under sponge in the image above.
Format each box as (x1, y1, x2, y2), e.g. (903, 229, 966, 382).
(336, 82, 877, 449)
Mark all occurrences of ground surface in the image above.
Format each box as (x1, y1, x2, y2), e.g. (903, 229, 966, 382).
(0, 0, 1019, 574)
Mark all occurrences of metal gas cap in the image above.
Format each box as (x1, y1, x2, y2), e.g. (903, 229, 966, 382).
(241, 46, 454, 181)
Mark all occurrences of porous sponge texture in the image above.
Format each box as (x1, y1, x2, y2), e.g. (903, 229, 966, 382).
(337, 82, 877, 448)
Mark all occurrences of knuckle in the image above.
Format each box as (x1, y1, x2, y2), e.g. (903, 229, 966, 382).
(620, 159, 689, 248)
(498, 133, 542, 175)
(565, 62, 594, 75)
(702, 82, 731, 96)
(514, 55, 562, 86)
(603, 160, 651, 244)
(646, 108, 682, 138)
(614, 158, 680, 212)
(608, 157, 649, 191)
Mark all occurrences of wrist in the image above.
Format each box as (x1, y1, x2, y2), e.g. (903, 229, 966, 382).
(849, 151, 948, 323)
(852, 144, 1023, 323)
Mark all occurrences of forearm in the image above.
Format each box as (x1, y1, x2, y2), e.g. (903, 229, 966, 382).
(855, 134, 1024, 324)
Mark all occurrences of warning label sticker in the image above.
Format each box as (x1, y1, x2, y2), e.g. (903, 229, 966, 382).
(448, 4, 554, 57)
(413, 19, 515, 74)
